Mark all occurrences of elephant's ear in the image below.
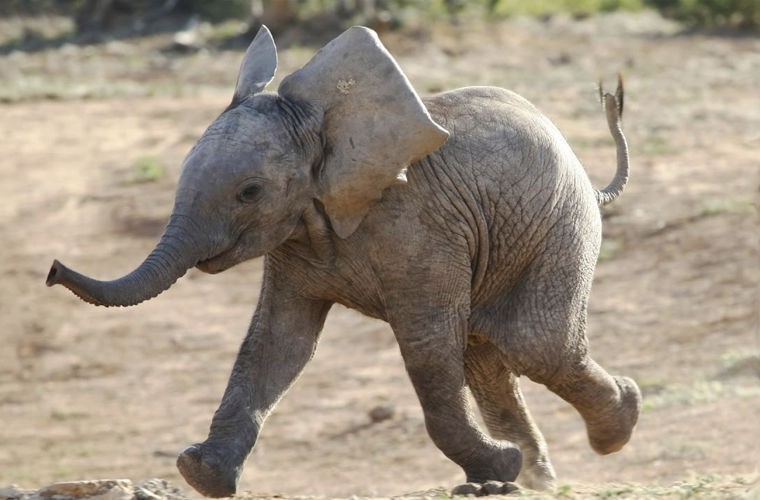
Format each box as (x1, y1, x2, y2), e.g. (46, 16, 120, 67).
(233, 25, 277, 103)
(278, 26, 449, 239)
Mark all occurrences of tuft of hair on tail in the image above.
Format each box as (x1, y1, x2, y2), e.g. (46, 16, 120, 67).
(594, 73, 629, 208)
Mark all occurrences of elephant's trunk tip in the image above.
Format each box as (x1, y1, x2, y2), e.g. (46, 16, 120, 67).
(45, 259, 106, 307)
(46, 259, 64, 287)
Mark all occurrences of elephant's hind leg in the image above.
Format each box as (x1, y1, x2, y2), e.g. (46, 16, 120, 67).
(492, 255, 642, 457)
(464, 340, 556, 490)
(512, 316, 641, 455)
(547, 358, 641, 455)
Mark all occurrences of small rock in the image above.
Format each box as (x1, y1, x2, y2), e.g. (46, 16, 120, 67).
(0, 484, 31, 500)
(368, 404, 395, 423)
(37, 479, 133, 500)
(134, 489, 162, 500)
(135, 479, 186, 500)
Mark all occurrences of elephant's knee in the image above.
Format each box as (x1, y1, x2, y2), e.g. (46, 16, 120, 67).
(521, 346, 589, 389)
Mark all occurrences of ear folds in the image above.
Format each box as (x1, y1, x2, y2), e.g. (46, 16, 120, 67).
(278, 26, 449, 238)
(233, 25, 277, 102)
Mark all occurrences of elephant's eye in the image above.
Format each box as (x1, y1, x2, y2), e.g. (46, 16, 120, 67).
(237, 184, 261, 203)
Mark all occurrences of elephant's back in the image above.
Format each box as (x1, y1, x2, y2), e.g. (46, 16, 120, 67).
(422, 85, 599, 221)
(422, 86, 585, 186)
(418, 87, 601, 301)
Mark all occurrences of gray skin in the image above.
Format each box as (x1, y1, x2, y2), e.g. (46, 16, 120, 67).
(47, 26, 641, 497)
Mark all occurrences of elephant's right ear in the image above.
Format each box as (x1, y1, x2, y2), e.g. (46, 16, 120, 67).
(232, 25, 277, 103)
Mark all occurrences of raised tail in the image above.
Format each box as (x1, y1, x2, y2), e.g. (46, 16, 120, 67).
(595, 74, 630, 207)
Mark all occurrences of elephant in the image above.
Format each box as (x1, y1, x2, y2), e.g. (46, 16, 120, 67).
(46, 25, 641, 497)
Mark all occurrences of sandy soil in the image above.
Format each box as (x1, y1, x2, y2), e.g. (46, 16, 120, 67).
(1, 11, 758, 498)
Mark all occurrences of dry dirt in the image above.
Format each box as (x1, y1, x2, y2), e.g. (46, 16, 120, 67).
(1, 11, 758, 499)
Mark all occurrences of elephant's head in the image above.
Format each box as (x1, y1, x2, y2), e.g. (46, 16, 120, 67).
(46, 26, 448, 307)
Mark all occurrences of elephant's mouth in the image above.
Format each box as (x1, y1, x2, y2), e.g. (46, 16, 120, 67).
(195, 237, 246, 275)
(195, 231, 266, 275)
(195, 253, 233, 274)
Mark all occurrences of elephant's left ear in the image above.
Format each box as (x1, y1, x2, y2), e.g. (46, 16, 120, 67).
(278, 26, 449, 239)
(233, 25, 277, 103)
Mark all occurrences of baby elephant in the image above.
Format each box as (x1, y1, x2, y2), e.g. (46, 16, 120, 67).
(47, 26, 641, 497)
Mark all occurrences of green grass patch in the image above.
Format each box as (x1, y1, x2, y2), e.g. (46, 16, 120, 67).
(0, 15, 75, 47)
(49, 410, 88, 422)
(718, 349, 760, 379)
(126, 156, 166, 184)
(700, 198, 758, 217)
(431, 474, 757, 498)
(644, 0, 760, 29)
(205, 19, 249, 42)
(639, 132, 675, 156)
(642, 379, 760, 412)
(490, 0, 646, 17)
(598, 238, 622, 262)
(530, 475, 754, 498)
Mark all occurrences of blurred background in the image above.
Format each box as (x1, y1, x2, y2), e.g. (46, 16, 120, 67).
(1, 1, 758, 498)
(3, 0, 760, 39)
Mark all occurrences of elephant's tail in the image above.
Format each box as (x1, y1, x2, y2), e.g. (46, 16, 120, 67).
(595, 74, 629, 207)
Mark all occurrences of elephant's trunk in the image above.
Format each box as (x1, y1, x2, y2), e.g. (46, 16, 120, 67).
(46, 215, 207, 307)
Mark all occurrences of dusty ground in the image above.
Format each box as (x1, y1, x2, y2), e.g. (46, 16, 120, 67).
(0, 11, 758, 499)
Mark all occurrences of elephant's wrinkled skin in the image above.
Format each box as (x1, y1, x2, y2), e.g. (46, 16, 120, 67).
(47, 26, 640, 497)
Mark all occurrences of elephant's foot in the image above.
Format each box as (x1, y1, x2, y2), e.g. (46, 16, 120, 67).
(516, 456, 556, 491)
(464, 444, 522, 484)
(587, 376, 642, 455)
(176, 443, 242, 498)
(452, 444, 521, 496)
(452, 480, 519, 496)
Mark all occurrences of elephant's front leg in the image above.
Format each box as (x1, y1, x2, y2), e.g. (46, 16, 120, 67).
(177, 265, 332, 498)
(391, 304, 522, 496)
